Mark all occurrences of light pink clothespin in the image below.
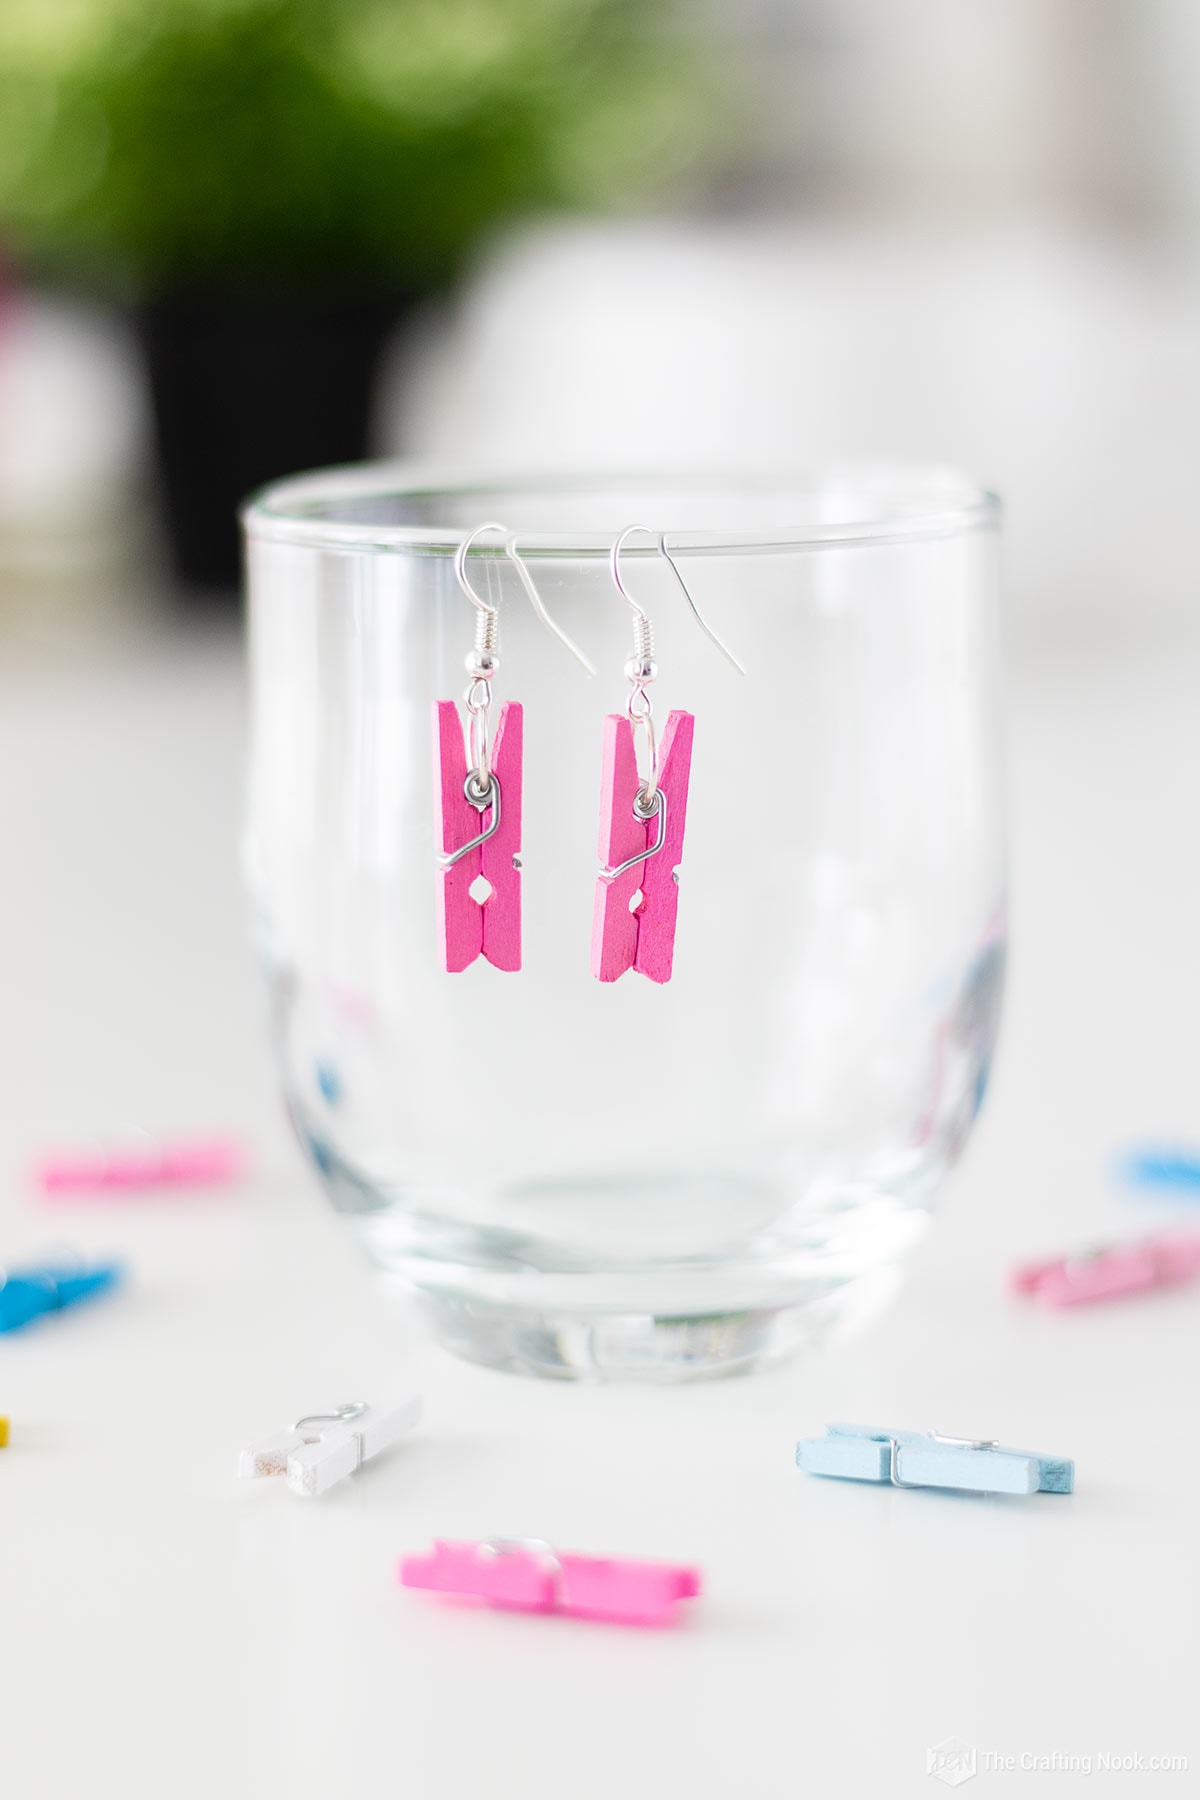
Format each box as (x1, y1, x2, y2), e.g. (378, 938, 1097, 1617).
(399, 1537, 702, 1628)
(592, 709, 694, 984)
(1011, 1231, 1200, 1307)
(434, 699, 523, 972)
(36, 1136, 247, 1198)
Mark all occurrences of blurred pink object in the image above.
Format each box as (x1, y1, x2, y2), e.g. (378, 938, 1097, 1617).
(399, 1538, 701, 1627)
(36, 1137, 247, 1197)
(1011, 1232, 1200, 1307)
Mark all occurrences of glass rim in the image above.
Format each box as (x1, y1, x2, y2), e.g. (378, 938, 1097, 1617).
(242, 460, 1002, 558)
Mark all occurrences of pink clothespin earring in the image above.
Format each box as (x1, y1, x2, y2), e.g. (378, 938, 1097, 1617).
(434, 523, 524, 973)
(592, 526, 744, 984)
(434, 527, 595, 973)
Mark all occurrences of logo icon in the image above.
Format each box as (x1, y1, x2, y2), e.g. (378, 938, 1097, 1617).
(927, 1738, 977, 1787)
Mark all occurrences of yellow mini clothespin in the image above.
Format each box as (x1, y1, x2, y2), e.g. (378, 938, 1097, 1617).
(0, 1417, 10, 1446)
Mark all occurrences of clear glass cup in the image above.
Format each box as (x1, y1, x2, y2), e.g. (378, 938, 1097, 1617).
(243, 468, 1004, 1380)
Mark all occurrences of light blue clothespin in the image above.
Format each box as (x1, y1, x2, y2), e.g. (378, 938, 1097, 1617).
(1119, 1146, 1200, 1198)
(795, 1422, 1074, 1496)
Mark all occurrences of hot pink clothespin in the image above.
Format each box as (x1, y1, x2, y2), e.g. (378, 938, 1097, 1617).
(35, 1136, 247, 1198)
(399, 1538, 701, 1628)
(592, 709, 694, 984)
(434, 700, 523, 972)
(1011, 1231, 1200, 1307)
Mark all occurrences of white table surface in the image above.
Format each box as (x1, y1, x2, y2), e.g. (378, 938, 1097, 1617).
(0, 614, 1196, 1799)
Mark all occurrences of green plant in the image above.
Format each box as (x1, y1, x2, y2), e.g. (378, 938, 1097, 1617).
(0, 0, 710, 296)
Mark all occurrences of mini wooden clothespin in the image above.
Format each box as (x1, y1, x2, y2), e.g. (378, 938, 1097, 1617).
(0, 1417, 9, 1447)
(0, 1258, 122, 1334)
(795, 1423, 1074, 1496)
(1120, 1146, 1200, 1195)
(592, 710, 694, 984)
(400, 1538, 702, 1628)
(1011, 1231, 1200, 1307)
(238, 1398, 422, 1497)
(36, 1136, 246, 1198)
(434, 700, 523, 972)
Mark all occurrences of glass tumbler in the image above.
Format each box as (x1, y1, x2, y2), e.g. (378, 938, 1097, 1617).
(243, 468, 1004, 1380)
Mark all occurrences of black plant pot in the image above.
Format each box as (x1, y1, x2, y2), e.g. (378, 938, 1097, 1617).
(135, 290, 415, 596)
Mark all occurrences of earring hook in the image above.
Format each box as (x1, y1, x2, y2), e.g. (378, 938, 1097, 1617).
(608, 523, 656, 628)
(453, 521, 508, 793)
(453, 520, 508, 619)
(660, 538, 747, 676)
(609, 524, 662, 803)
(611, 524, 747, 676)
(506, 536, 596, 675)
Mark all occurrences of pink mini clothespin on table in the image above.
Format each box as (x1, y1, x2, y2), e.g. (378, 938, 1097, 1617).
(1011, 1230, 1200, 1307)
(400, 1538, 701, 1628)
(36, 1136, 247, 1198)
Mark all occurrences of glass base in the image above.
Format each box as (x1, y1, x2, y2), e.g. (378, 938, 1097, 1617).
(311, 1121, 933, 1382)
(403, 1265, 906, 1382)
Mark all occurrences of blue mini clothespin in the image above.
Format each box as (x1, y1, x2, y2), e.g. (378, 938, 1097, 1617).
(0, 1259, 122, 1334)
(1119, 1146, 1200, 1197)
(795, 1422, 1074, 1496)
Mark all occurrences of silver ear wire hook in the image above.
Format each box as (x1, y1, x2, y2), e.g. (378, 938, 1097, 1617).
(610, 524, 664, 804)
(506, 536, 596, 675)
(608, 523, 657, 635)
(660, 537, 747, 676)
(611, 524, 746, 677)
(453, 520, 507, 629)
(453, 521, 508, 798)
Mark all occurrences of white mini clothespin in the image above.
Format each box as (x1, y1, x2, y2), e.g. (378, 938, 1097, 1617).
(238, 1398, 422, 1497)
